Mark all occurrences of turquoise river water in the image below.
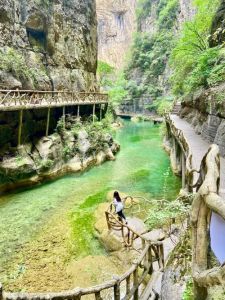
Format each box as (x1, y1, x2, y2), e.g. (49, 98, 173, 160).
(0, 120, 181, 285)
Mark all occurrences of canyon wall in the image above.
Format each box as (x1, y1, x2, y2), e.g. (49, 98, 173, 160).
(179, 2, 225, 157)
(96, 0, 137, 69)
(0, 0, 97, 91)
(121, 0, 195, 114)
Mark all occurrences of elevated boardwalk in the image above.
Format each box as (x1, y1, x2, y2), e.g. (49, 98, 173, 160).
(170, 114, 225, 196)
(0, 90, 108, 111)
(0, 90, 108, 146)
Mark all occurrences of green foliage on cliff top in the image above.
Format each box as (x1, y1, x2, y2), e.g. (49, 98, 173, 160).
(0, 47, 45, 86)
(170, 0, 221, 96)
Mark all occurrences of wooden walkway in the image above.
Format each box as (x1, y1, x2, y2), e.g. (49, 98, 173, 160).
(0, 90, 108, 111)
(170, 115, 225, 196)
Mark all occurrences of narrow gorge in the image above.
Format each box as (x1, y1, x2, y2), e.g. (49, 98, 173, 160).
(0, 0, 225, 300)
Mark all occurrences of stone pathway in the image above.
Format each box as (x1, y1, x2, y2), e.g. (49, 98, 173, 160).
(170, 115, 225, 196)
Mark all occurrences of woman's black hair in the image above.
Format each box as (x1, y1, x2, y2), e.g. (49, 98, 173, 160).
(114, 191, 122, 202)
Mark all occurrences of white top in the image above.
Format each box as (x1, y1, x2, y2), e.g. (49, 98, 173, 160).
(113, 198, 124, 213)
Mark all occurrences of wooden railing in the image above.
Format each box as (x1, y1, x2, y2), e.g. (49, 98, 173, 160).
(165, 115, 195, 191)
(191, 144, 225, 299)
(105, 198, 150, 250)
(0, 196, 165, 300)
(0, 90, 108, 111)
(1, 242, 164, 300)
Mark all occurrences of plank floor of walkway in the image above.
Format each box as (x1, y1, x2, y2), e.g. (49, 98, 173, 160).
(170, 115, 225, 197)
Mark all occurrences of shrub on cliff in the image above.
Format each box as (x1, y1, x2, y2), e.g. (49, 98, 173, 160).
(170, 0, 221, 96)
(0, 47, 45, 87)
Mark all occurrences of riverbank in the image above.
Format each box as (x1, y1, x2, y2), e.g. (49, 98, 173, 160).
(0, 117, 120, 194)
(0, 121, 181, 292)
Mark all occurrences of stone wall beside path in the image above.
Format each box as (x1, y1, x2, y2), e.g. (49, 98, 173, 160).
(180, 84, 225, 157)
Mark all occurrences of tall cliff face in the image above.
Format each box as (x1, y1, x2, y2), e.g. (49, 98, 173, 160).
(0, 0, 97, 91)
(123, 0, 194, 110)
(96, 0, 137, 69)
(178, 0, 196, 26)
(178, 1, 225, 157)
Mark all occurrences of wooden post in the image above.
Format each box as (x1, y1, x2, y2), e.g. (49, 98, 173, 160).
(172, 137, 176, 157)
(77, 105, 80, 118)
(159, 244, 165, 269)
(126, 275, 131, 294)
(148, 246, 153, 274)
(95, 291, 102, 300)
(105, 212, 111, 230)
(63, 106, 66, 129)
(100, 104, 102, 121)
(18, 109, 23, 147)
(114, 280, 120, 300)
(182, 152, 186, 189)
(141, 239, 145, 250)
(93, 103, 96, 123)
(133, 267, 139, 300)
(46, 107, 51, 136)
(0, 283, 3, 300)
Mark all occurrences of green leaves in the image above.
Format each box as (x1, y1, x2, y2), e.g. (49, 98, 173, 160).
(0, 47, 46, 86)
(108, 72, 128, 108)
(158, 0, 179, 29)
(170, 0, 220, 96)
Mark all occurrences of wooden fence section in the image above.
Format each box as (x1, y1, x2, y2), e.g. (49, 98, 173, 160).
(105, 200, 160, 252)
(1, 196, 165, 300)
(0, 90, 108, 111)
(1, 241, 164, 300)
(165, 115, 195, 191)
(191, 144, 225, 299)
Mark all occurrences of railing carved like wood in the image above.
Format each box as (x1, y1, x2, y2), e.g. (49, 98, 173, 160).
(1, 241, 162, 300)
(191, 144, 225, 300)
(165, 115, 196, 191)
(0, 90, 108, 111)
(0, 197, 164, 300)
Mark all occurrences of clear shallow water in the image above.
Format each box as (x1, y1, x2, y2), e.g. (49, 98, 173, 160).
(0, 121, 181, 269)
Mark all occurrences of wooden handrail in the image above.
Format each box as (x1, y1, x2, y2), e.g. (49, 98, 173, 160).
(1, 195, 165, 300)
(0, 90, 109, 111)
(0, 90, 108, 95)
(2, 242, 163, 300)
(165, 115, 194, 191)
(191, 144, 225, 296)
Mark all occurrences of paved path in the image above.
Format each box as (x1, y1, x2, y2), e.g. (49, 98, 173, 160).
(170, 115, 225, 197)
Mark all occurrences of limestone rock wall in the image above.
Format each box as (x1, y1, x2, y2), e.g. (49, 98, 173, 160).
(180, 84, 225, 157)
(178, 0, 196, 27)
(0, 0, 97, 91)
(96, 0, 137, 69)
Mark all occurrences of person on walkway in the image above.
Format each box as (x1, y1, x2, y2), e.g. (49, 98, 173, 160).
(113, 191, 127, 224)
